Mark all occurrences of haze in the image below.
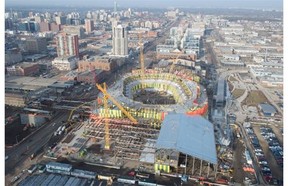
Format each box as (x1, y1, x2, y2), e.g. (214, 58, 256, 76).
(5, 0, 283, 10)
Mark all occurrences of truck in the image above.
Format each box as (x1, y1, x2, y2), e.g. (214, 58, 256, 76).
(30, 147, 43, 160)
(28, 164, 37, 174)
(61, 126, 66, 132)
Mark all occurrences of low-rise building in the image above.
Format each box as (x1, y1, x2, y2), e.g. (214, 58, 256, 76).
(78, 56, 117, 72)
(5, 93, 26, 107)
(77, 69, 106, 84)
(52, 56, 78, 71)
(6, 62, 39, 76)
(258, 103, 277, 117)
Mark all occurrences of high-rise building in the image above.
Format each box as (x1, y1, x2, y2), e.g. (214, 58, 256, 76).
(56, 33, 79, 57)
(112, 25, 128, 56)
(85, 19, 94, 33)
(50, 22, 61, 32)
(39, 22, 50, 32)
(55, 16, 66, 25)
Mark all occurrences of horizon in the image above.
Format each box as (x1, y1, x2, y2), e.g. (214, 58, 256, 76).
(5, 0, 283, 11)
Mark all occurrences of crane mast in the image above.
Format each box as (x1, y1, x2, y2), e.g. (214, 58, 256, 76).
(139, 32, 145, 75)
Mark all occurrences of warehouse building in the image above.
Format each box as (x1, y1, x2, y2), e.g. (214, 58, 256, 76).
(258, 103, 277, 117)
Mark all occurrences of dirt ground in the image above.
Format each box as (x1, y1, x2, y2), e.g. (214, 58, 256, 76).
(243, 90, 269, 106)
(231, 131, 245, 183)
(232, 89, 245, 99)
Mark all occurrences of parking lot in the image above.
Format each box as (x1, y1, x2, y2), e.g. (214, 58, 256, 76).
(244, 124, 283, 185)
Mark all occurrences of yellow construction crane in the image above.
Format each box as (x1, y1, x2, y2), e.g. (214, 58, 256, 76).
(102, 83, 111, 150)
(96, 83, 138, 124)
(169, 53, 181, 73)
(138, 32, 145, 75)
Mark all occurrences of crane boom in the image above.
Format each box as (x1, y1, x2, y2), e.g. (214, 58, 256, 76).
(67, 102, 90, 122)
(103, 83, 110, 150)
(96, 83, 138, 124)
(169, 54, 181, 73)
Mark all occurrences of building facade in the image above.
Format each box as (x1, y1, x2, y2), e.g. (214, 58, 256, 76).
(56, 33, 79, 57)
(25, 37, 47, 53)
(78, 56, 117, 72)
(85, 19, 94, 33)
(52, 56, 78, 71)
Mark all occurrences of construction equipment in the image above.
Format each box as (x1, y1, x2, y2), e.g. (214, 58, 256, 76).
(67, 102, 90, 122)
(169, 53, 181, 73)
(138, 32, 145, 75)
(96, 83, 138, 124)
(102, 83, 111, 150)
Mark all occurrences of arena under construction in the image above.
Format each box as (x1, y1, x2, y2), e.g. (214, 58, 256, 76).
(47, 65, 215, 180)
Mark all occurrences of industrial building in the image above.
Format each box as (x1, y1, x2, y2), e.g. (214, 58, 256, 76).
(258, 103, 277, 117)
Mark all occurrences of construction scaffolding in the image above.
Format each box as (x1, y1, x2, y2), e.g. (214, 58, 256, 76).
(83, 117, 160, 161)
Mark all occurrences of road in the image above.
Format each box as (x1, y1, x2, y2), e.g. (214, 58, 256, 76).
(5, 111, 69, 178)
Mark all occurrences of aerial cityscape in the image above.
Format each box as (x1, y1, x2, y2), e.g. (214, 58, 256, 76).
(4, 0, 283, 185)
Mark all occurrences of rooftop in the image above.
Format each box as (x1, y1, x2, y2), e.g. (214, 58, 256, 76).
(156, 114, 217, 164)
(259, 103, 277, 114)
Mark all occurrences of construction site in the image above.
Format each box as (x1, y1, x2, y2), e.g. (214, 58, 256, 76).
(44, 34, 220, 184)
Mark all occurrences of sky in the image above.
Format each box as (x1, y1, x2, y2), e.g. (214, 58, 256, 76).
(5, 0, 283, 10)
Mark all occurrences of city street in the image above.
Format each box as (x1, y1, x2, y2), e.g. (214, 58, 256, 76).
(5, 111, 69, 181)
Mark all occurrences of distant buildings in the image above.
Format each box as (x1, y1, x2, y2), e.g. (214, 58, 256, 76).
(52, 56, 78, 71)
(112, 25, 128, 56)
(55, 33, 79, 57)
(62, 25, 85, 39)
(39, 22, 61, 32)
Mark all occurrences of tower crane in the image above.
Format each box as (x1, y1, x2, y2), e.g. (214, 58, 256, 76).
(96, 83, 138, 150)
(102, 83, 111, 150)
(96, 83, 138, 124)
(138, 32, 145, 75)
(169, 53, 181, 73)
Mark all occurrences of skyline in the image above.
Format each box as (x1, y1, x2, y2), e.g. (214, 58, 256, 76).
(5, 0, 283, 11)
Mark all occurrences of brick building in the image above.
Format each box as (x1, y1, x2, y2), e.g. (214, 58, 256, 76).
(6, 62, 39, 76)
(78, 56, 117, 72)
(77, 69, 107, 84)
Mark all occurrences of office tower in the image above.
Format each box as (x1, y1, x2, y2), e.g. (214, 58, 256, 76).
(85, 19, 94, 33)
(56, 33, 79, 57)
(112, 25, 128, 56)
